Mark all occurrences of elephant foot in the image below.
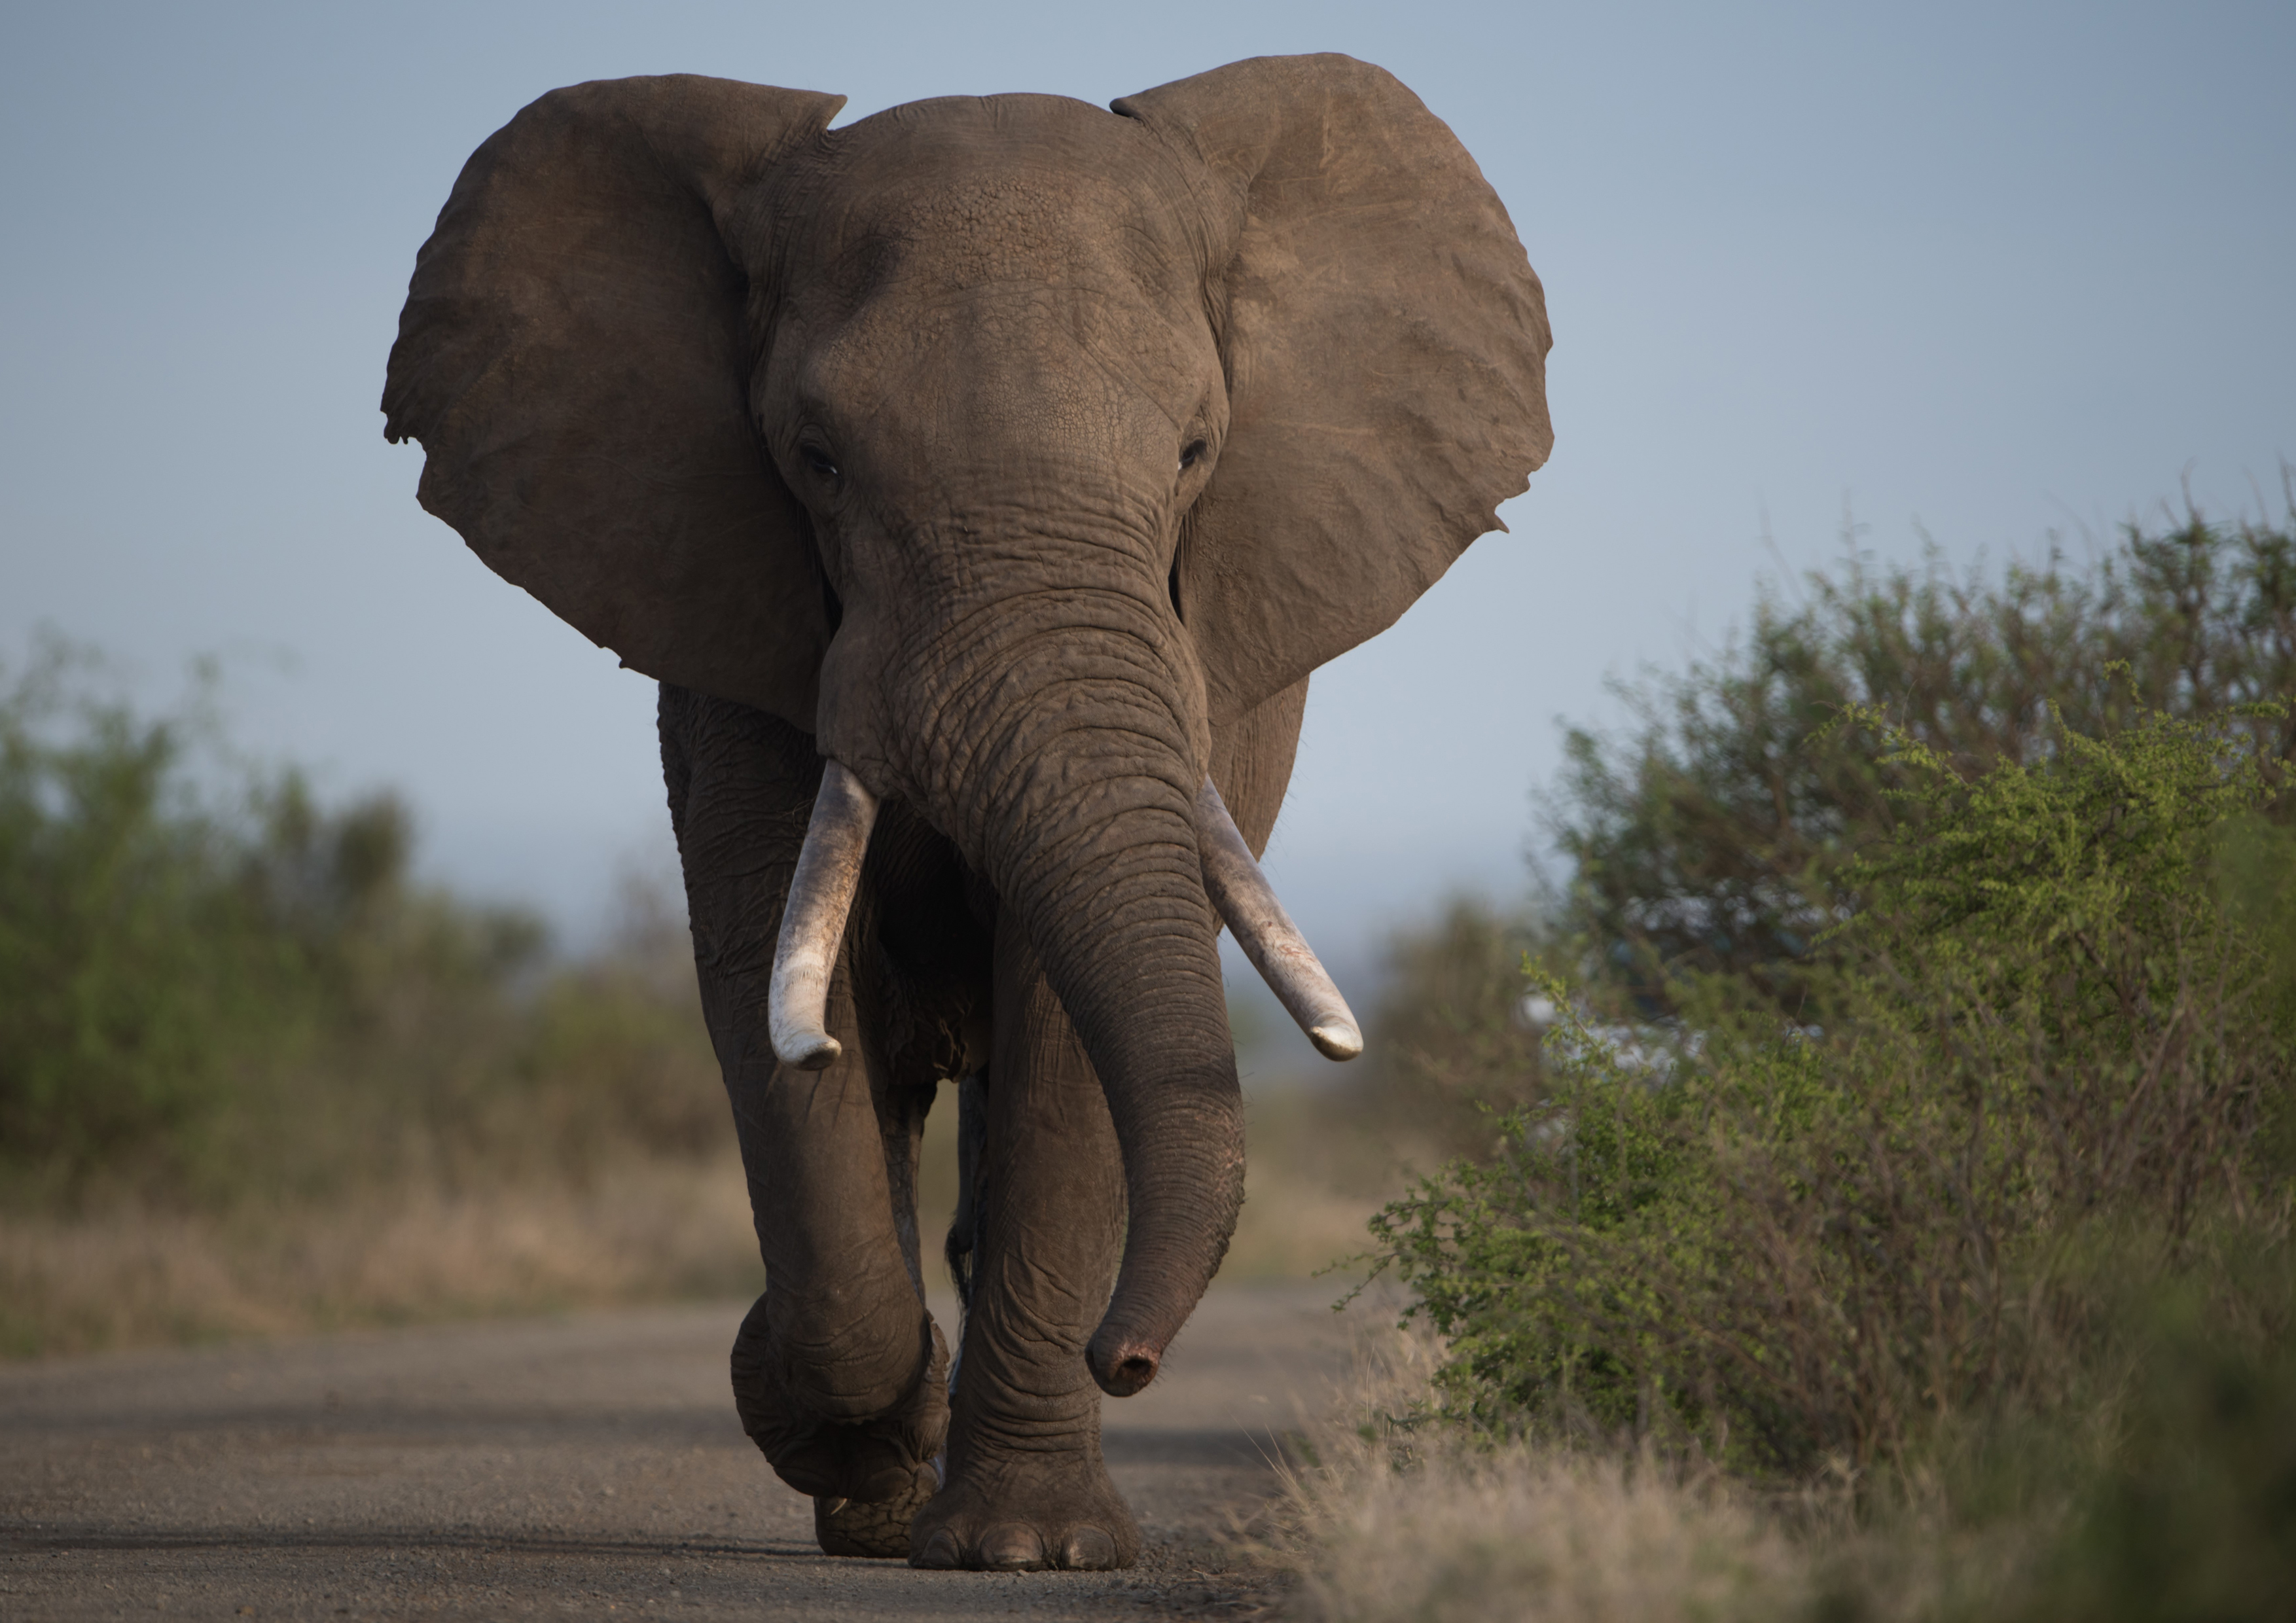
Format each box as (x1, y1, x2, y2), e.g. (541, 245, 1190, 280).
(731, 1295, 950, 1508)
(815, 1459, 940, 1558)
(908, 1454, 1141, 1571)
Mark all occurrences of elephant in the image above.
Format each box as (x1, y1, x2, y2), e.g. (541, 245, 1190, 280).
(381, 53, 1550, 1571)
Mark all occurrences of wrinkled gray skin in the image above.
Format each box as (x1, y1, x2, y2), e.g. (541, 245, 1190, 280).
(383, 54, 1550, 1571)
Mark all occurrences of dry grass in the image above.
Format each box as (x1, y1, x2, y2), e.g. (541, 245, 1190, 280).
(1265, 1323, 2102, 1623)
(1226, 1177, 1390, 1282)
(0, 1151, 763, 1359)
(1272, 1327, 1817, 1623)
(1291, 1452, 1808, 1623)
(1224, 1083, 1414, 1283)
(3, 1079, 1397, 1361)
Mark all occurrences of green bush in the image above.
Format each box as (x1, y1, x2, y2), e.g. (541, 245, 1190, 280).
(1554, 506, 2296, 1018)
(1985, 1249, 2296, 1623)
(1370, 698, 2293, 1478)
(0, 640, 724, 1211)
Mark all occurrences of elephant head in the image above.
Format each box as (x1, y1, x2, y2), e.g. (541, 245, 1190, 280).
(382, 54, 1550, 1395)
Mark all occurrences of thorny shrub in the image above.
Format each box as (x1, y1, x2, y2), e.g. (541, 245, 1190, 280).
(1368, 698, 2294, 1478)
(1553, 505, 2296, 1019)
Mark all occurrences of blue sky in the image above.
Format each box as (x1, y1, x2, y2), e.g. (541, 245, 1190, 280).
(4, 2, 2291, 1052)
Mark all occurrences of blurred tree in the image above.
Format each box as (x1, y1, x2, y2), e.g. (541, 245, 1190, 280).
(0, 637, 719, 1211)
(0, 642, 281, 1192)
(1354, 897, 1549, 1156)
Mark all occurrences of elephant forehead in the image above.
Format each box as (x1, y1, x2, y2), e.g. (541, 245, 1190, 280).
(778, 284, 1217, 499)
(783, 96, 1202, 295)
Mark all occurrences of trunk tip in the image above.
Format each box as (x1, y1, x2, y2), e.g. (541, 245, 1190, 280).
(1086, 1330, 1161, 1398)
(1310, 1020, 1363, 1061)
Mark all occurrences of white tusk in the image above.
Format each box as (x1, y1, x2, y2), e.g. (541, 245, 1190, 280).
(768, 759, 880, 1071)
(1195, 778, 1363, 1061)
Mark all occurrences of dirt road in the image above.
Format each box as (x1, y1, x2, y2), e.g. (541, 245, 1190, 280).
(1, 1283, 1365, 1620)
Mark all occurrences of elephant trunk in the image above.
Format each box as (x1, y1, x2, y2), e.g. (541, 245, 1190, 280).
(852, 579, 1244, 1397)
(1018, 790, 1243, 1398)
(968, 745, 1242, 1398)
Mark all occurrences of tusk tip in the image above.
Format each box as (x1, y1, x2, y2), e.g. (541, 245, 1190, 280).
(778, 1034, 842, 1071)
(1309, 1022, 1363, 1062)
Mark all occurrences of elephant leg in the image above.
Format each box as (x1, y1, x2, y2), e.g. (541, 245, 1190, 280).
(909, 912, 1139, 1572)
(660, 685, 948, 1556)
(813, 967, 954, 1559)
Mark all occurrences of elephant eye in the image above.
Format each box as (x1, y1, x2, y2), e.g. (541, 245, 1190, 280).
(798, 444, 841, 483)
(1178, 439, 1208, 473)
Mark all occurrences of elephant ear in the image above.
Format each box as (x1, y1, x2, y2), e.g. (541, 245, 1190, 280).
(382, 75, 846, 729)
(1113, 56, 1552, 725)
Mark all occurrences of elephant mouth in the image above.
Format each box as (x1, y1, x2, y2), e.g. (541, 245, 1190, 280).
(764, 760, 1359, 1073)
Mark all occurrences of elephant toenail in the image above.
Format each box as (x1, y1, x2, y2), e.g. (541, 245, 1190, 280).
(910, 1528, 963, 1570)
(1062, 1527, 1118, 1569)
(978, 1522, 1048, 1571)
